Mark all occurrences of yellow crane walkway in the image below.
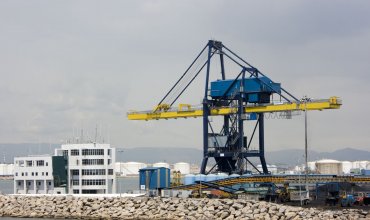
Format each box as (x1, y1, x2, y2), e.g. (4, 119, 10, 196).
(128, 97, 341, 121)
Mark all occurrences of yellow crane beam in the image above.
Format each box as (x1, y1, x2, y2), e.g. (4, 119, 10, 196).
(127, 96, 341, 121)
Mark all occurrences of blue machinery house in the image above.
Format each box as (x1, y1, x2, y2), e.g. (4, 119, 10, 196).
(139, 167, 171, 190)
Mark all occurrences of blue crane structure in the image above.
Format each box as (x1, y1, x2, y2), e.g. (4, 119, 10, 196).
(127, 40, 341, 175)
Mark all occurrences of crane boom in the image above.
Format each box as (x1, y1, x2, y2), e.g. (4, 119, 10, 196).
(127, 97, 341, 120)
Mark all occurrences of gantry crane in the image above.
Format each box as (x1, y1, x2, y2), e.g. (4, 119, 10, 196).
(127, 40, 341, 175)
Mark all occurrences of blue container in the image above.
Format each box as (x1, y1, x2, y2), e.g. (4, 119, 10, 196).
(210, 77, 281, 103)
(139, 167, 170, 190)
(216, 173, 228, 180)
(184, 174, 196, 185)
(194, 174, 206, 182)
(206, 174, 218, 182)
(361, 169, 370, 175)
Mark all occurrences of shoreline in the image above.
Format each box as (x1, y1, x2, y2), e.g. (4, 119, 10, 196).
(1, 195, 369, 219)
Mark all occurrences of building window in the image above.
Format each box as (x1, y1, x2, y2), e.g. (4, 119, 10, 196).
(82, 159, 104, 165)
(72, 180, 79, 185)
(26, 160, 32, 167)
(46, 172, 48, 176)
(36, 160, 44, 166)
(42, 172, 44, 176)
(32, 172, 34, 176)
(28, 182, 31, 186)
(15, 172, 18, 176)
(48, 182, 51, 186)
(25, 172, 28, 176)
(63, 150, 68, 157)
(18, 182, 21, 186)
(18, 160, 24, 167)
(71, 170, 79, 175)
(82, 179, 106, 186)
(71, 149, 79, 156)
(46, 162, 48, 166)
(82, 169, 106, 175)
(108, 149, 111, 156)
(73, 190, 79, 194)
(21, 172, 24, 176)
(35, 172, 38, 176)
(108, 159, 111, 165)
(82, 149, 104, 156)
(38, 182, 41, 186)
(108, 169, 113, 175)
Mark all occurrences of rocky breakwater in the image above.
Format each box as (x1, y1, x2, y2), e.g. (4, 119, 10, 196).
(0, 195, 369, 219)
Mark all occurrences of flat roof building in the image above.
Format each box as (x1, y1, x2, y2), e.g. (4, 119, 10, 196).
(14, 155, 67, 194)
(55, 143, 116, 194)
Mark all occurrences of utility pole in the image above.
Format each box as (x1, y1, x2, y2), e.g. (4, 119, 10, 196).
(302, 96, 310, 191)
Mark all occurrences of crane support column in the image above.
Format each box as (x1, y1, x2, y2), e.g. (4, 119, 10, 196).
(259, 113, 268, 173)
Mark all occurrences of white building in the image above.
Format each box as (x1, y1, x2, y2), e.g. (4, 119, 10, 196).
(13, 155, 66, 194)
(55, 143, 116, 194)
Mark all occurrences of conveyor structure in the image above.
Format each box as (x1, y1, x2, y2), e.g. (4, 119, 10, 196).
(127, 40, 342, 175)
(168, 175, 370, 191)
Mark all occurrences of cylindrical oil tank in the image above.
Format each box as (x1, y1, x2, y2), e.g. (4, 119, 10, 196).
(7, 164, 14, 175)
(316, 159, 342, 175)
(194, 174, 206, 182)
(206, 174, 217, 182)
(217, 173, 228, 180)
(359, 161, 368, 170)
(0, 164, 6, 175)
(153, 162, 170, 169)
(307, 161, 316, 172)
(352, 161, 360, 169)
(184, 174, 195, 185)
(341, 161, 352, 174)
(174, 162, 190, 175)
(122, 162, 147, 175)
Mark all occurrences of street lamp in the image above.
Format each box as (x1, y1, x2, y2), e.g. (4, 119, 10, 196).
(301, 96, 311, 192)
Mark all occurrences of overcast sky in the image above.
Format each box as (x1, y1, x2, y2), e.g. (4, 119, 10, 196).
(1, 1, 369, 152)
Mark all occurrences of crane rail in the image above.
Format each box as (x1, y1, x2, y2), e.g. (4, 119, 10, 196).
(127, 97, 341, 120)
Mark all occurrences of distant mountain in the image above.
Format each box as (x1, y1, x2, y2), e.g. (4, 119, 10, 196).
(0, 143, 369, 166)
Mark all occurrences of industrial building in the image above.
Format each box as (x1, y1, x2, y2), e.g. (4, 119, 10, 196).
(55, 143, 116, 194)
(13, 155, 67, 194)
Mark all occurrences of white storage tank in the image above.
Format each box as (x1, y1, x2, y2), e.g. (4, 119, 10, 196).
(352, 161, 360, 169)
(174, 162, 190, 175)
(153, 162, 170, 169)
(341, 161, 352, 174)
(359, 161, 368, 170)
(0, 164, 6, 176)
(184, 174, 195, 185)
(6, 164, 14, 176)
(307, 161, 316, 172)
(123, 162, 147, 175)
(316, 159, 342, 175)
